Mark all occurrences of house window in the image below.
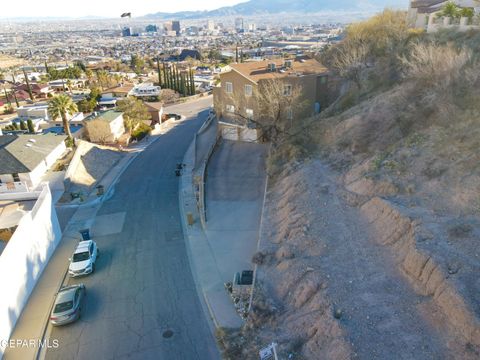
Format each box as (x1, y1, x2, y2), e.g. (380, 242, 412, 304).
(319, 75, 328, 85)
(12, 173, 20, 182)
(246, 108, 254, 119)
(283, 84, 292, 96)
(225, 82, 233, 94)
(226, 104, 235, 113)
(286, 107, 293, 120)
(245, 84, 253, 97)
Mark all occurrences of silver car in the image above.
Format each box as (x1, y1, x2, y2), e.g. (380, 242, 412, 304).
(50, 284, 85, 326)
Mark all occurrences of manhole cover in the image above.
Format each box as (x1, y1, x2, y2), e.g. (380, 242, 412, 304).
(163, 330, 174, 338)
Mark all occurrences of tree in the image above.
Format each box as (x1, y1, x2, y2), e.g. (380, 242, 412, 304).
(189, 68, 195, 95)
(438, 2, 461, 18)
(23, 69, 34, 101)
(3, 87, 11, 106)
(156, 58, 162, 87)
(160, 89, 179, 104)
(130, 55, 145, 75)
(85, 69, 93, 82)
(117, 97, 151, 133)
(19, 119, 27, 131)
(12, 90, 20, 107)
(48, 94, 78, 141)
(27, 119, 35, 133)
(329, 41, 369, 90)
(459, 7, 474, 19)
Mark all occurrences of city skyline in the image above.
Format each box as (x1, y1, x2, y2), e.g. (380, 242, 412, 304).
(0, 0, 248, 19)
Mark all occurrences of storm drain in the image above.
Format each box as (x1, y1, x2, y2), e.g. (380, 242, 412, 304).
(163, 330, 174, 339)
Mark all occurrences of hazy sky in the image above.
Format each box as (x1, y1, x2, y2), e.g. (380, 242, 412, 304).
(1, 0, 248, 18)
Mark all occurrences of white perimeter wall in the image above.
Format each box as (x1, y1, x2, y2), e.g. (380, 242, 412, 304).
(0, 185, 62, 357)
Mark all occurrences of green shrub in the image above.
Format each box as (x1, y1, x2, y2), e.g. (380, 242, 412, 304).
(131, 123, 151, 141)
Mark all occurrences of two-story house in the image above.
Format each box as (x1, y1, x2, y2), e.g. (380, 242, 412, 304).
(213, 56, 333, 141)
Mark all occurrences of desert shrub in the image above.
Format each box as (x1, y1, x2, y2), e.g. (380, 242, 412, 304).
(400, 43, 472, 89)
(399, 42, 480, 112)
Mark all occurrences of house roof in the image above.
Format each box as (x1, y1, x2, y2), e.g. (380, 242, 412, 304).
(102, 84, 134, 94)
(410, 0, 446, 13)
(229, 57, 328, 83)
(0, 134, 66, 174)
(84, 110, 123, 123)
(144, 102, 164, 111)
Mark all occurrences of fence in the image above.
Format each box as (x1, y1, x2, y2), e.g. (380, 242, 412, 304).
(0, 185, 62, 357)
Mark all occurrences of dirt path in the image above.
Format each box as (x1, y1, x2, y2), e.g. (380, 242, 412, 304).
(305, 161, 450, 359)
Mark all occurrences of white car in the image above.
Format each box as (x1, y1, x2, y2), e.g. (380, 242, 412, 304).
(68, 240, 98, 277)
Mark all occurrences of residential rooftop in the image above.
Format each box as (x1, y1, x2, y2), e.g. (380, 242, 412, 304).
(229, 56, 328, 83)
(0, 134, 66, 174)
(84, 110, 123, 123)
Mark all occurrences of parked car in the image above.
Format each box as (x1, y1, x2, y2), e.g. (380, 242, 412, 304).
(68, 240, 98, 277)
(50, 284, 85, 326)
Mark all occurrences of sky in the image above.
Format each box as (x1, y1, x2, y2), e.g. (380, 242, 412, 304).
(1, 0, 247, 18)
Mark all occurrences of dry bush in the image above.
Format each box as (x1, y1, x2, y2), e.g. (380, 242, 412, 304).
(400, 43, 480, 113)
(346, 9, 410, 56)
(400, 43, 472, 90)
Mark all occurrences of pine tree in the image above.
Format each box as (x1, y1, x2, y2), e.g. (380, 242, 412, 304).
(23, 70, 34, 101)
(12, 90, 20, 107)
(181, 72, 186, 96)
(168, 66, 175, 90)
(3, 88, 11, 106)
(44, 60, 49, 74)
(27, 119, 35, 133)
(190, 68, 195, 95)
(172, 65, 177, 91)
(175, 67, 180, 92)
(19, 119, 27, 131)
(162, 63, 168, 89)
(156, 57, 162, 87)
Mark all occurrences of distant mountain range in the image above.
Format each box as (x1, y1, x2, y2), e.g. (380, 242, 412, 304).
(144, 0, 409, 19)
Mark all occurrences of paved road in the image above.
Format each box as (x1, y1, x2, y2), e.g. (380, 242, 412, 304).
(45, 97, 220, 360)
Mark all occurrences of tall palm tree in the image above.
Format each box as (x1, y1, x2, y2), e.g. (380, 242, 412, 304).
(48, 94, 77, 142)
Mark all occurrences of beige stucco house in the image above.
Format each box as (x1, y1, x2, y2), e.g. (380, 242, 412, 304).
(83, 110, 125, 143)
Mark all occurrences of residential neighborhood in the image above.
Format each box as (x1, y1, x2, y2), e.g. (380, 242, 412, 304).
(1, 1, 480, 360)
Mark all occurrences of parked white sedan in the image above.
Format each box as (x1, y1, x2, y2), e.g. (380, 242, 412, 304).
(68, 240, 98, 277)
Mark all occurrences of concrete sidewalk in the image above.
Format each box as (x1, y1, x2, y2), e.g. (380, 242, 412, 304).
(179, 141, 244, 330)
(179, 139, 268, 330)
(4, 120, 179, 360)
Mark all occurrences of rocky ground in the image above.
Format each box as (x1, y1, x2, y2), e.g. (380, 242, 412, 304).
(219, 155, 479, 360)
(217, 85, 480, 358)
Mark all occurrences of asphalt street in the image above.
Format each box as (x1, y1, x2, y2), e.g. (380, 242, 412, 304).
(45, 97, 220, 360)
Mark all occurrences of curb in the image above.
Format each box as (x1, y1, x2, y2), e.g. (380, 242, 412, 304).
(178, 140, 220, 338)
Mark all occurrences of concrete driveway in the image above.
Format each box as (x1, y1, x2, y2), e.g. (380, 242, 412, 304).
(205, 140, 268, 284)
(44, 97, 220, 360)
